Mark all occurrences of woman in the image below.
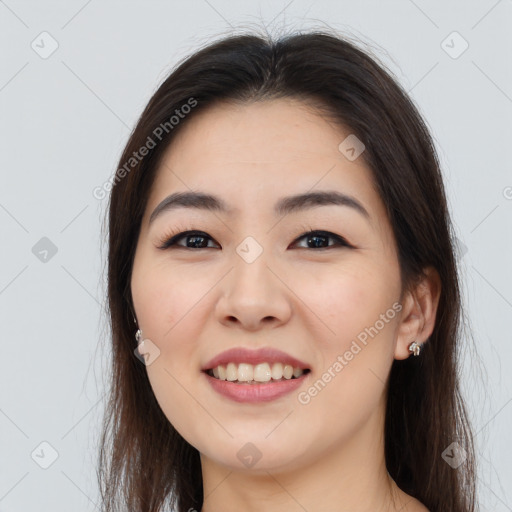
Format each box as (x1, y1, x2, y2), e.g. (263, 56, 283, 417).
(98, 29, 478, 512)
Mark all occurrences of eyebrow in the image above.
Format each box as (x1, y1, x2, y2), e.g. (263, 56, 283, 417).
(148, 190, 371, 225)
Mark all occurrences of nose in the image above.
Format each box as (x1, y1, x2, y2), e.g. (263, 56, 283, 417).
(214, 251, 292, 331)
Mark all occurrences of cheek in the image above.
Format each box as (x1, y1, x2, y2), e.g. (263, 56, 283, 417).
(294, 261, 400, 417)
(294, 268, 397, 437)
(296, 260, 399, 346)
(131, 259, 211, 439)
(131, 258, 209, 419)
(131, 256, 208, 344)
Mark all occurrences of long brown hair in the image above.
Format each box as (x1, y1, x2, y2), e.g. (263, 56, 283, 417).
(98, 28, 478, 511)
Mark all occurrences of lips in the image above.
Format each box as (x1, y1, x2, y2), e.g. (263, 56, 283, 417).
(203, 370, 310, 402)
(201, 347, 311, 402)
(201, 347, 310, 371)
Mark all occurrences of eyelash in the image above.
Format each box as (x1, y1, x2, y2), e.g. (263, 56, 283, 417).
(156, 225, 353, 251)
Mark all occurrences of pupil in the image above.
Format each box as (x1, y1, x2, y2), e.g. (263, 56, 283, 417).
(308, 235, 326, 248)
(188, 236, 206, 248)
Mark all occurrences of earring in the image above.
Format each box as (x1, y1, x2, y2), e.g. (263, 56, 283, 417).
(135, 329, 142, 344)
(408, 341, 422, 356)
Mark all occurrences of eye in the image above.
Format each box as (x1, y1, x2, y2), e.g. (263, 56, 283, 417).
(157, 230, 219, 250)
(291, 230, 352, 250)
(157, 229, 352, 250)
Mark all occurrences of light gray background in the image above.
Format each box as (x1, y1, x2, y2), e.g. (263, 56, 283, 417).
(1, 1, 511, 510)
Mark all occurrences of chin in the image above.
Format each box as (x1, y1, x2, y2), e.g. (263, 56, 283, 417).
(196, 433, 310, 474)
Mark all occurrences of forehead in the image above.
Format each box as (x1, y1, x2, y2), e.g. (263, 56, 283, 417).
(147, 98, 380, 219)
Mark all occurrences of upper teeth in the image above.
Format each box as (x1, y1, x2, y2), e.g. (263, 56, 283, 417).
(211, 362, 305, 382)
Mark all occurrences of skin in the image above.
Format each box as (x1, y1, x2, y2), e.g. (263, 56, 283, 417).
(130, 98, 440, 512)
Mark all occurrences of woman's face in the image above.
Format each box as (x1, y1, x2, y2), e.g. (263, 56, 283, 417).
(131, 98, 407, 473)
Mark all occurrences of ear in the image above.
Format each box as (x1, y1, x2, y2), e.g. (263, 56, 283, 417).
(394, 266, 442, 360)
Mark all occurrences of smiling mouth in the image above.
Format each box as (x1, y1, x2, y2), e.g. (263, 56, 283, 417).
(204, 362, 311, 384)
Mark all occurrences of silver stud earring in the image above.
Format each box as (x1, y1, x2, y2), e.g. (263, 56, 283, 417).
(408, 341, 422, 356)
(135, 329, 142, 343)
